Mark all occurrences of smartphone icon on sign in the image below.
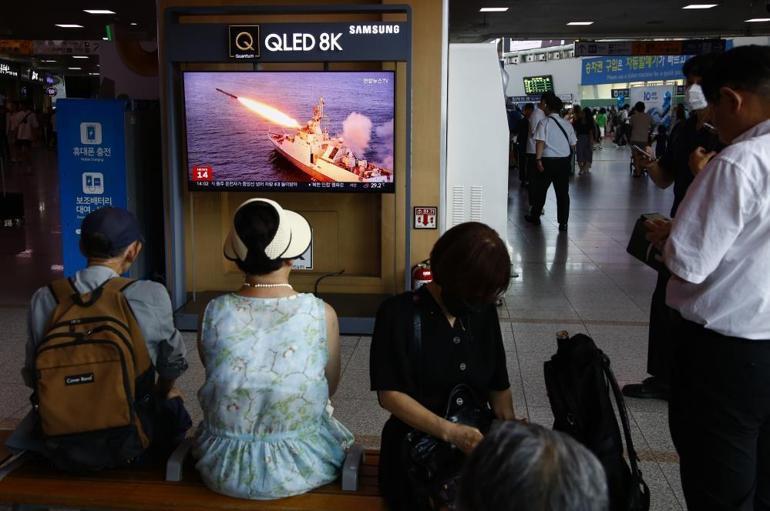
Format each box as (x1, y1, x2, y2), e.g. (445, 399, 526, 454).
(80, 122, 102, 145)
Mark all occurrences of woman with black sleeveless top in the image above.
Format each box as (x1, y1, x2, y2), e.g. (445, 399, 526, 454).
(369, 222, 518, 510)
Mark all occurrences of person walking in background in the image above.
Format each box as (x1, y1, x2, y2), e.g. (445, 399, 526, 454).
(525, 92, 577, 232)
(647, 45, 770, 509)
(629, 102, 653, 177)
(595, 108, 608, 147)
(671, 103, 686, 134)
(12, 101, 38, 172)
(517, 103, 534, 187)
(573, 105, 595, 176)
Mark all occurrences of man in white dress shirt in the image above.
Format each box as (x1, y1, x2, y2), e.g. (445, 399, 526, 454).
(525, 92, 577, 232)
(651, 45, 770, 510)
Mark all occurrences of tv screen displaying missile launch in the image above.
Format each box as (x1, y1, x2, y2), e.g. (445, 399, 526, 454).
(183, 71, 395, 192)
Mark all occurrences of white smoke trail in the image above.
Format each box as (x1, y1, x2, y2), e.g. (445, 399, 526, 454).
(342, 112, 372, 157)
(375, 118, 394, 170)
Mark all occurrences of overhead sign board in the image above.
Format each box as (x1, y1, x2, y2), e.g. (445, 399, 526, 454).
(611, 88, 630, 99)
(582, 55, 691, 85)
(575, 39, 725, 57)
(168, 22, 410, 62)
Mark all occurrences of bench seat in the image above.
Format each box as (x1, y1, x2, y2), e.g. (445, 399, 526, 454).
(0, 430, 384, 511)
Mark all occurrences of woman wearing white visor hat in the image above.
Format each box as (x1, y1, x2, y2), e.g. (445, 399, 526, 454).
(194, 198, 354, 500)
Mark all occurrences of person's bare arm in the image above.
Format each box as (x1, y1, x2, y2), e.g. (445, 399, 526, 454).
(324, 303, 342, 396)
(378, 390, 484, 454)
(489, 388, 516, 421)
(535, 140, 545, 172)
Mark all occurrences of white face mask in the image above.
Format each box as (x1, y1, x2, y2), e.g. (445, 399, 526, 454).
(685, 84, 709, 111)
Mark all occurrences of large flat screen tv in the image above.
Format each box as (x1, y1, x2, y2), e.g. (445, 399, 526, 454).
(183, 71, 395, 192)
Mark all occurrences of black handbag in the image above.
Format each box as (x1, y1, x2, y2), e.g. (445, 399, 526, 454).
(403, 294, 495, 510)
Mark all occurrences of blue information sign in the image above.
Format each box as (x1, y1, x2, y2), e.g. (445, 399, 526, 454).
(581, 55, 691, 85)
(56, 99, 127, 274)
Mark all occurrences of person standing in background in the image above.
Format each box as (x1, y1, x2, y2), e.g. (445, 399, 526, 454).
(526, 96, 547, 211)
(622, 53, 722, 402)
(573, 106, 596, 175)
(525, 92, 577, 232)
(517, 103, 534, 187)
(629, 102, 653, 177)
(13, 101, 38, 172)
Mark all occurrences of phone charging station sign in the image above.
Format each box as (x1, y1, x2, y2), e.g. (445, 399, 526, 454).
(56, 99, 127, 274)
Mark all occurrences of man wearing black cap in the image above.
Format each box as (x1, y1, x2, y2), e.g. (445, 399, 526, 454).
(18, 207, 190, 454)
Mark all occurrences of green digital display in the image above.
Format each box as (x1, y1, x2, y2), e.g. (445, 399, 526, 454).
(523, 75, 554, 95)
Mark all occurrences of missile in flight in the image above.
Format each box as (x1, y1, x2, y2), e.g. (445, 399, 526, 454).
(215, 88, 238, 99)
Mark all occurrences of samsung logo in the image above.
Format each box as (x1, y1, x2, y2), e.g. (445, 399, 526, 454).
(349, 24, 400, 35)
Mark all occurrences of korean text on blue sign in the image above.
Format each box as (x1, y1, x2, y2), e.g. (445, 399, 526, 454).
(581, 55, 691, 85)
(56, 99, 127, 274)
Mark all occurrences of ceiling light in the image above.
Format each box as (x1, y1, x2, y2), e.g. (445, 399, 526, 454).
(89, 72, 100, 76)
(130, 22, 138, 26)
(55, 24, 84, 28)
(479, 7, 509, 12)
(682, 4, 718, 9)
(72, 55, 89, 59)
(567, 21, 594, 26)
(746, 17, 770, 22)
(68, 67, 82, 70)
(41, 59, 57, 63)
(102, 36, 109, 40)
(84, 9, 116, 14)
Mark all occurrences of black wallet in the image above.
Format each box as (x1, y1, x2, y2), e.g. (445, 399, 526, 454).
(626, 213, 669, 271)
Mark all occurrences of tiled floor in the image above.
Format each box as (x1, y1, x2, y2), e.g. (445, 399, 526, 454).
(0, 145, 684, 509)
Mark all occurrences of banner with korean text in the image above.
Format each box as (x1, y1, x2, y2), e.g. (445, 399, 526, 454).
(581, 55, 691, 85)
(56, 99, 127, 274)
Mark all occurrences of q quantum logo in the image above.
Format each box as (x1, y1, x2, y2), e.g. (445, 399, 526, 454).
(229, 25, 260, 59)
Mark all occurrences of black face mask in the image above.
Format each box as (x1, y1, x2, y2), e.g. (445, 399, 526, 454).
(441, 288, 484, 318)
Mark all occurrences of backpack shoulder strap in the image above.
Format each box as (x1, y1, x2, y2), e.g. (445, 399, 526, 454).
(48, 277, 78, 305)
(102, 277, 137, 294)
(600, 352, 645, 480)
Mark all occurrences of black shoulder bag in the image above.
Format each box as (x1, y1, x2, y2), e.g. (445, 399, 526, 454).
(402, 292, 495, 510)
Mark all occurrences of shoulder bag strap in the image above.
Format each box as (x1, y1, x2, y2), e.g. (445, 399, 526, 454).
(549, 116, 573, 156)
(409, 292, 423, 402)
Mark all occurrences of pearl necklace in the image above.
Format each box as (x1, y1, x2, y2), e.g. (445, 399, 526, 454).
(242, 282, 294, 289)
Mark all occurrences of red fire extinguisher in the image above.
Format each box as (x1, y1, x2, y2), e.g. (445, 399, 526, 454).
(411, 260, 432, 290)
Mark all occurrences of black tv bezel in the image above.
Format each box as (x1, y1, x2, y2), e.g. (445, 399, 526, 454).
(181, 69, 397, 194)
(522, 74, 555, 95)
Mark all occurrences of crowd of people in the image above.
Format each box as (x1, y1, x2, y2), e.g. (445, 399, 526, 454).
(0, 98, 55, 172)
(4, 45, 770, 511)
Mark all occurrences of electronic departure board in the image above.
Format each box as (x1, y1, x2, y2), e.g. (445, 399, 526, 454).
(523, 75, 554, 95)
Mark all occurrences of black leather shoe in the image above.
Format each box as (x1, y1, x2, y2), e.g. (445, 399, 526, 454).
(524, 214, 541, 226)
(622, 377, 670, 400)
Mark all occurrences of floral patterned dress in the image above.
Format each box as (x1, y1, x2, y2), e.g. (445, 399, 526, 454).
(194, 293, 354, 500)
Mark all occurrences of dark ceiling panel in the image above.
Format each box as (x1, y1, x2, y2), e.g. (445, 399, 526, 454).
(0, 0, 156, 41)
(450, 0, 770, 42)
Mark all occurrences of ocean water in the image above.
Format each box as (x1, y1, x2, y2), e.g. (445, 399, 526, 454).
(183, 71, 395, 183)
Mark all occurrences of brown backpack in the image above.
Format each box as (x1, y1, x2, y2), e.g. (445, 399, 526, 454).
(34, 276, 156, 470)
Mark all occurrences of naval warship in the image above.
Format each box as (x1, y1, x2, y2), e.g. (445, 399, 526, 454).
(267, 98, 393, 183)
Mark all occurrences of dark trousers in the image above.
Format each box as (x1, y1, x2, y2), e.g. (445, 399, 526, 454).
(530, 156, 571, 225)
(518, 144, 528, 183)
(647, 268, 675, 382)
(669, 318, 770, 510)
